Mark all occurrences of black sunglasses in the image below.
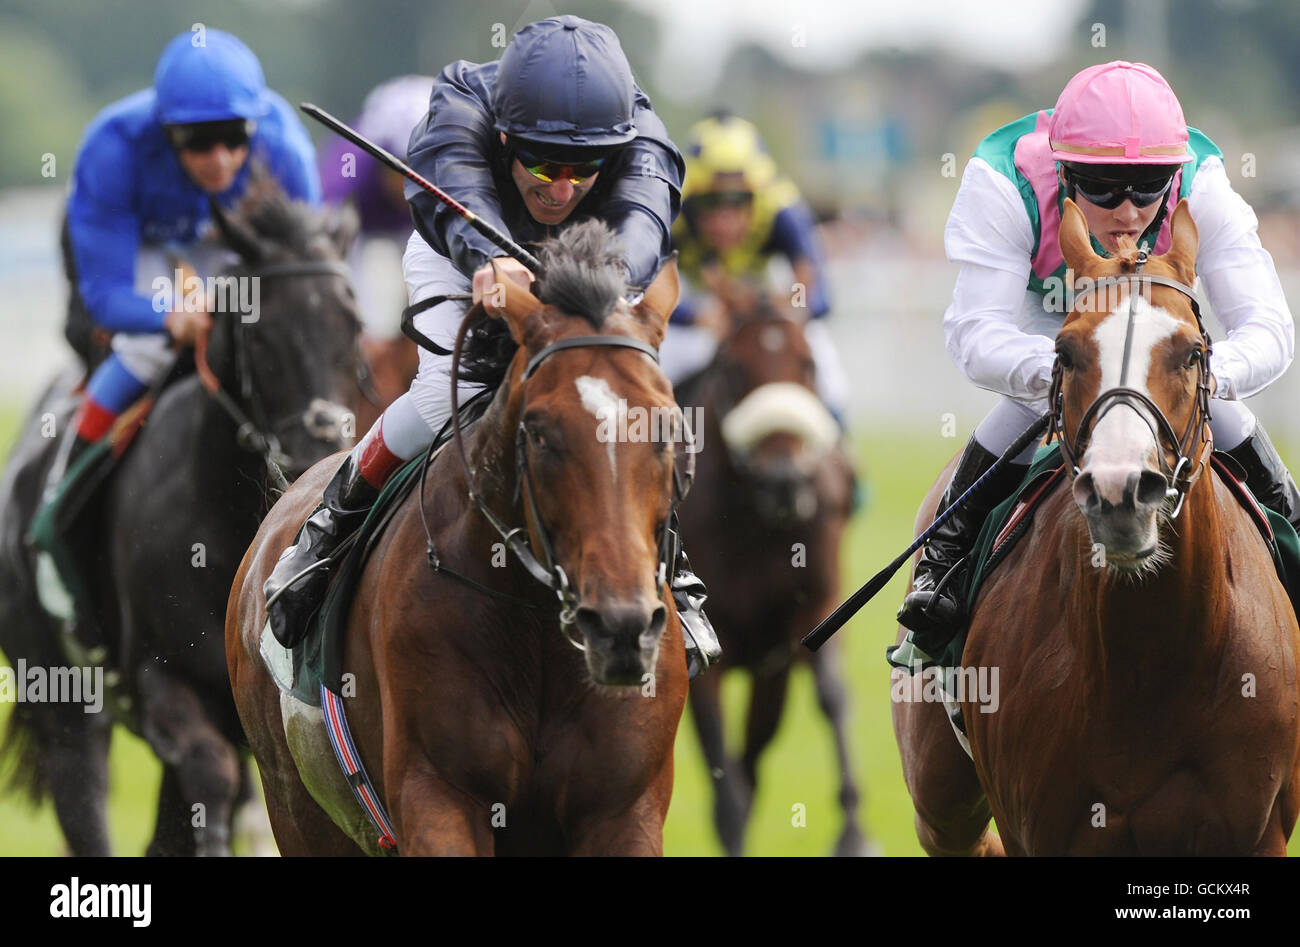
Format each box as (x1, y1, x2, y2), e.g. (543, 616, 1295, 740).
(1066, 168, 1174, 210)
(692, 190, 754, 211)
(165, 119, 255, 153)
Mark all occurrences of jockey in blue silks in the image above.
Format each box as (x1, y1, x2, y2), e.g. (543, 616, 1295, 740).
(60, 28, 319, 461)
(263, 16, 722, 676)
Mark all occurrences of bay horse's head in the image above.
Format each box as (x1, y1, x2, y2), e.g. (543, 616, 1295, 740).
(708, 280, 840, 525)
(207, 175, 362, 481)
(477, 221, 685, 687)
(1053, 197, 1212, 573)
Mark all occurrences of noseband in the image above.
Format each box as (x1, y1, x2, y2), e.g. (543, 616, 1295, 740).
(1048, 250, 1214, 519)
(448, 309, 696, 647)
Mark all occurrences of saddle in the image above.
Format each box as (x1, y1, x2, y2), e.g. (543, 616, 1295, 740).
(260, 390, 493, 707)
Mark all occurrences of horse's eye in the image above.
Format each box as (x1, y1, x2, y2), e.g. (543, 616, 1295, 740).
(527, 426, 547, 450)
(1186, 347, 1203, 368)
(1056, 348, 1075, 371)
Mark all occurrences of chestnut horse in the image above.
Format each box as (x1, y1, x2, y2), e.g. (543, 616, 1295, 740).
(895, 199, 1299, 856)
(228, 223, 692, 855)
(674, 285, 865, 855)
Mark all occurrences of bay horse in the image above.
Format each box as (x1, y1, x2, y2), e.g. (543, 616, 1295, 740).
(227, 222, 691, 855)
(894, 198, 1300, 855)
(674, 282, 865, 856)
(0, 179, 362, 855)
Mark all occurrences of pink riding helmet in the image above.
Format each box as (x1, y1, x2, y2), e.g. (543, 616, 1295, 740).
(1049, 61, 1193, 166)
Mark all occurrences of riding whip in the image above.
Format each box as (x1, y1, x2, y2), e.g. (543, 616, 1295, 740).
(299, 103, 542, 274)
(801, 411, 1052, 651)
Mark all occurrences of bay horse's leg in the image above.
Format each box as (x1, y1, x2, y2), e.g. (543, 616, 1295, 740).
(137, 670, 240, 856)
(253, 756, 363, 857)
(567, 769, 675, 856)
(31, 702, 113, 856)
(808, 639, 876, 856)
(689, 668, 749, 856)
(393, 766, 494, 856)
(1252, 798, 1291, 856)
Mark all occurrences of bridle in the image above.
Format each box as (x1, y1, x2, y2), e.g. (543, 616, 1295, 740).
(444, 305, 696, 650)
(1048, 250, 1214, 519)
(194, 258, 354, 489)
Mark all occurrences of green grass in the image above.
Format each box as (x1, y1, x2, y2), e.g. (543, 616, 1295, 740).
(0, 405, 1296, 856)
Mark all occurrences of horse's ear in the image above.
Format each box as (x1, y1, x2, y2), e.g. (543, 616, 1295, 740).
(483, 258, 544, 344)
(1059, 198, 1099, 273)
(632, 254, 680, 347)
(1166, 199, 1198, 282)
(208, 196, 264, 265)
(328, 203, 359, 258)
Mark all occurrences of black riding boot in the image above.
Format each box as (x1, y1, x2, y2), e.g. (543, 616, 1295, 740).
(672, 546, 723, 678)
(1226, 423, 1300, 531)
(264, 454, 381, 648)
(896, 436, 1029, 650)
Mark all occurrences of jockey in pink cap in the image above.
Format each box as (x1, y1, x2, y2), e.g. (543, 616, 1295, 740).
(897, 61, 1297, 650)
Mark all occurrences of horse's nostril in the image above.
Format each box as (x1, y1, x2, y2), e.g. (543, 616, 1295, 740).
(644, 604, 667, 646)
(1136, 469, 1169, 507)
(1072, 471, 1099, 512)
(575, 606, 604, 644)
(574, 601, 660, 645)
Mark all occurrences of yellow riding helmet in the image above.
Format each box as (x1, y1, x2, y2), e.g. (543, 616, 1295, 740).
(682, 114, 778, 201)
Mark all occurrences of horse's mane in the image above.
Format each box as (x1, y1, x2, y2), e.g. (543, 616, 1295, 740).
(227, 166, 331, 258)
(457, 220, 629, 387)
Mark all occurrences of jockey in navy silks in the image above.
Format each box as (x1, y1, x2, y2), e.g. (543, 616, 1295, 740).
(59, 29, 319, 468)
(264, 16, 722, 675)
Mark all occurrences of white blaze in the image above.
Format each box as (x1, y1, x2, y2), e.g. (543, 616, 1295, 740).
(1084, 293, 1181, 499)
(576, 374, 621, 481)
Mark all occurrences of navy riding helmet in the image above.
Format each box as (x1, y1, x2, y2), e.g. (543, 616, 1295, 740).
(492, 15, 637, 160)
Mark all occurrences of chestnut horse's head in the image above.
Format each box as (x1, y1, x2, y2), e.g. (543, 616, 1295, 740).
(478, 222, 686, 687)
(1053, 197, 1213, 573)
(709, 281, 840, 525)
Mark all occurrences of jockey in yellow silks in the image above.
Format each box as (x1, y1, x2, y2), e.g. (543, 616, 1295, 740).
(663, 113, 849, 426)
(897, 61, 1297, 649)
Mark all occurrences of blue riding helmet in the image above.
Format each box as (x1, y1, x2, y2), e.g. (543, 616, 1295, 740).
(153, 29, 269, 125)
(492, 15, 637, 152)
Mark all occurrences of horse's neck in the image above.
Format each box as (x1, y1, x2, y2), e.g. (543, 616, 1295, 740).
(464, 379, 522, 515)
(1064, 476, 1228, 669)
(435, 372, 540, 575)
(181, 333, 271, 506)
